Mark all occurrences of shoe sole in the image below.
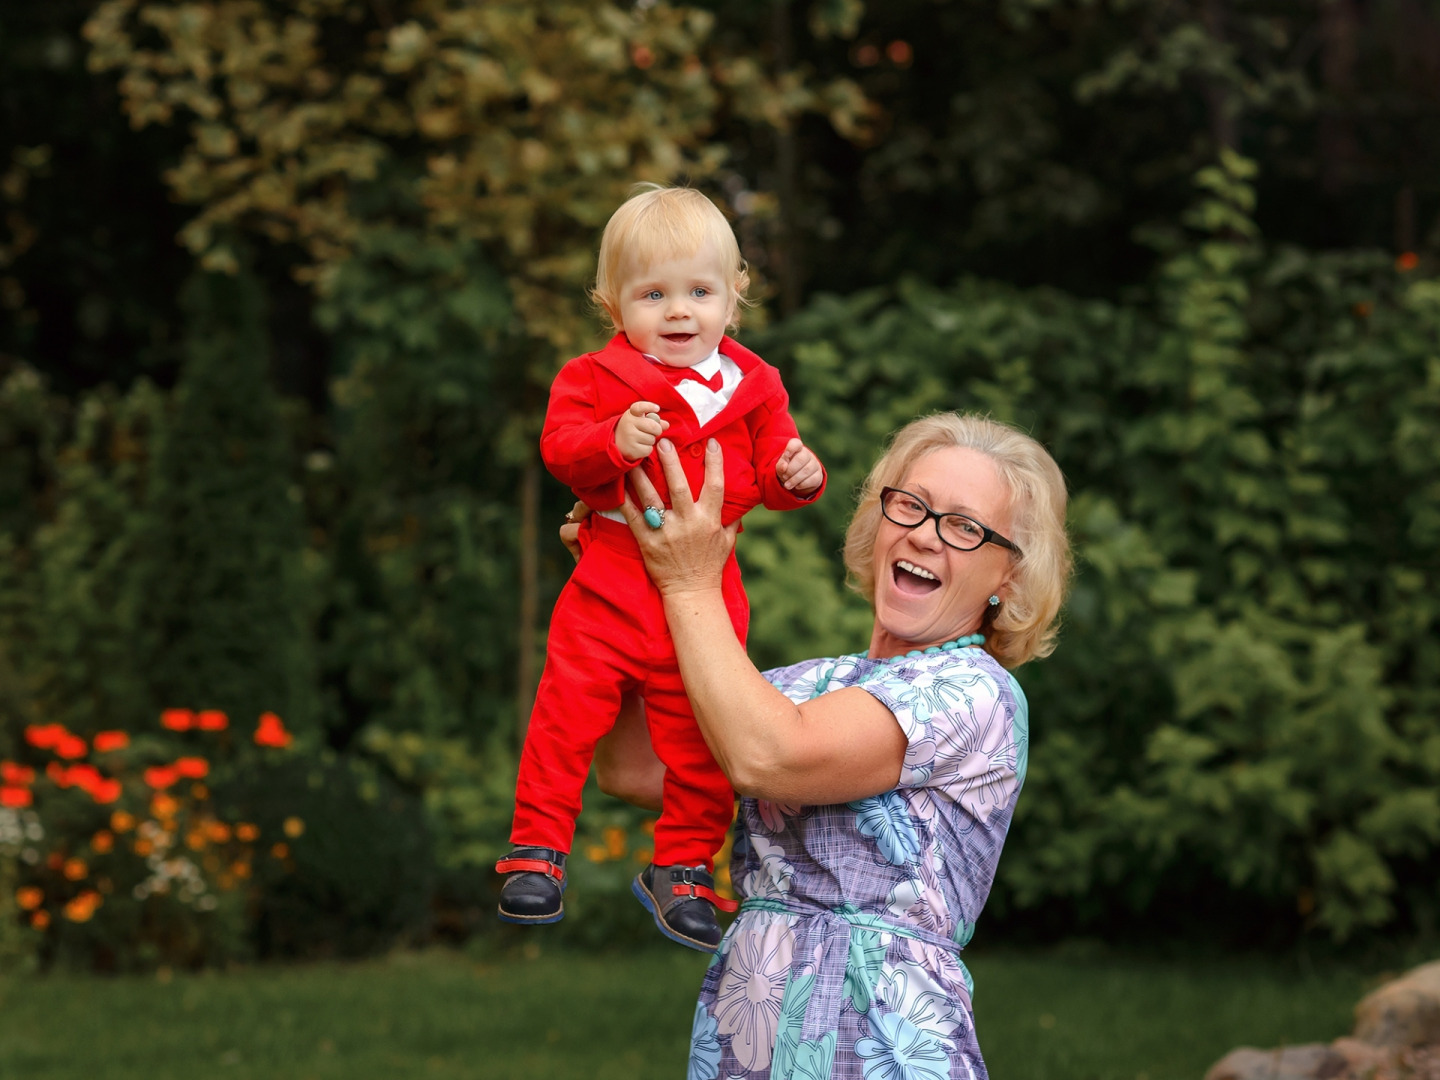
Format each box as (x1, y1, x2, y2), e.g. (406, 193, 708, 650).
(496, 902, 564, 925)
(631, 874, 719, 954)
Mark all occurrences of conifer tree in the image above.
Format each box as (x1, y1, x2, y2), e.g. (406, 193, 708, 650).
(140, 270, 313, 733)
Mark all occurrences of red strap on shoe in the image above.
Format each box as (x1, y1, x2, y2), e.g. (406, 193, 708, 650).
(495, 857, 564, 880)
(672, 882, 739, 913)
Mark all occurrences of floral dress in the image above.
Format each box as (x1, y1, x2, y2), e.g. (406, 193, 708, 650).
(688, 647, 1029, 1080)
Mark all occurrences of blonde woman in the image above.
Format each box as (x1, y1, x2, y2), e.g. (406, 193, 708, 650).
(601, 412, 1071, 1080)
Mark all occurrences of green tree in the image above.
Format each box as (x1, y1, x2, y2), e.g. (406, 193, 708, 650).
(139, 269, 314, 732)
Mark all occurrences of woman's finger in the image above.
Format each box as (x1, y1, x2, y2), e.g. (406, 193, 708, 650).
(622, 461, 664, 525)
(654, 438, 695, 512)
(701, 439, 726, 516)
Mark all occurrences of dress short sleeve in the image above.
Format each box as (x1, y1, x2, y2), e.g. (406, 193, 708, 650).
(860, 649, 1030, 828)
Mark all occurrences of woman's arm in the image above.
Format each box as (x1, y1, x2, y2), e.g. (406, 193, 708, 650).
(593, 692, 664, 811)
(622, 439, 908, 806)
(560, 501, 665, 811)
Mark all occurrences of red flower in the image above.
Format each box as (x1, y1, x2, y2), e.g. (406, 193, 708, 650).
(195, 710, 228, 731)
(1397, 251, 1420, 272)
(174, 757, 209, 779)
(0, 786, 32, 808)
(46, 761, 69, 787)
(55, 734, 89, 760)
(160, 709, 194, 732)
(1, 762, 34, 785)
(65, 764, 103, 794)
(23, 724, 68, 750)
(253, 712, 293, 749)
(93, 731, 130, 753)
(143, 766, 179, 790)
(90, 778, 123, 805)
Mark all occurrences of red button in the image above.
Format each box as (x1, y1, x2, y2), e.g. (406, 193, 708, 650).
(690, 444, 704, 457)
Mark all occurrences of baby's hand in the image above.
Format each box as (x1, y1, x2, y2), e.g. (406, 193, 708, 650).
(776, 438, 823, 493)
(615, 401, 669, 461)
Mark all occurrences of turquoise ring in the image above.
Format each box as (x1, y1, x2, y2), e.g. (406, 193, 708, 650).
(643, 506, 665, 529)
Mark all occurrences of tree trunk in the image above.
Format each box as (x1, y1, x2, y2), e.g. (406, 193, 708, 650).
(515, 452, 540, 747)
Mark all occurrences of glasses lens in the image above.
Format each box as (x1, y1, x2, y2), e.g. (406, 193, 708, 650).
(882, 490, 927, 525)
(937, 514, 985, 550)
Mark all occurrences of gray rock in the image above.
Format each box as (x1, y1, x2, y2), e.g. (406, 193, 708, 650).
(1354, 961, 1440, 1049)
(1203, 1044, 1352, 1080)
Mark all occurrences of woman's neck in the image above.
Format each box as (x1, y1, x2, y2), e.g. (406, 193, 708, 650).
(868, 624, 982, 660)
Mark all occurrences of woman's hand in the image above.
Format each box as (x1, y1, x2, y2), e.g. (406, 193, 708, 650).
(559, 501, 589, 563)
(621, 438, 739, 597)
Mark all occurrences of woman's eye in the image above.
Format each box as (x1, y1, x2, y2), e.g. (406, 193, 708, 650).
(953, 518, 983, 538)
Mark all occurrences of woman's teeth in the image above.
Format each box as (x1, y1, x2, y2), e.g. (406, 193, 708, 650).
(896, 560, 936, 581)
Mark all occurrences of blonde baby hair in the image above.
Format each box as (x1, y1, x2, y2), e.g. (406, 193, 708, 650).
(591, 184, 751, 331)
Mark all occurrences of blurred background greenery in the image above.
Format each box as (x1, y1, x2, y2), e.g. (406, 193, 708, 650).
(0, 0, 1437, 985)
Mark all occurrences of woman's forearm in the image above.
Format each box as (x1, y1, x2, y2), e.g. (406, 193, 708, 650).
(662, 586, 803, 797)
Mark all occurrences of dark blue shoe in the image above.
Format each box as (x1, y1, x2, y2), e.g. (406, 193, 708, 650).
(497, 847, 567, 924)
(632, 863, 734, 953)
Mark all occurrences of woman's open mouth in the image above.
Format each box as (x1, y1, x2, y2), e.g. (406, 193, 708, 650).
(893, 559, 941, 595)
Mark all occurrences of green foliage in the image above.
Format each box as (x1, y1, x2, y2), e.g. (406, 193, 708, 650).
(743, 155, 1440, 942)
(139, 270, 315, 735)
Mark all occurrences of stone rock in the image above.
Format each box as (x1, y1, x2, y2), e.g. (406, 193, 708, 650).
(1354, 961, 1440, 1049)
(1203, 1044, 1353, 1080)
(1331, 1035, 1392, 1076)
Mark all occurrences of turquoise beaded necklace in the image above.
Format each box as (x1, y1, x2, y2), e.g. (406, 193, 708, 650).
(811, 633, 986, 697)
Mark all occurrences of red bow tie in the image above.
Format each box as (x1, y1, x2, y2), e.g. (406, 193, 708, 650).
(654, 362, 724, 393)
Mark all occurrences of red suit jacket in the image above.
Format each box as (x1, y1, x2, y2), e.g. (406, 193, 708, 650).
(541, 333, 825, 521)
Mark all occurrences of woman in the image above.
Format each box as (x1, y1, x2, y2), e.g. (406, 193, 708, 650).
(600, 412, 1070, 1080)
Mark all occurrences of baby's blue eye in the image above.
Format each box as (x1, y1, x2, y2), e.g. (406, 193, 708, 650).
(692, 287, 709, 298)
(646, 290, 663, 301)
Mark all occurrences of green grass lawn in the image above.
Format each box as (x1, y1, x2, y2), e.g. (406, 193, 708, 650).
(0, 942, 1385, 1080)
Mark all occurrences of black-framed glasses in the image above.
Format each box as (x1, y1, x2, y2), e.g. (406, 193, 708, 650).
(879, 487, 1020, 555)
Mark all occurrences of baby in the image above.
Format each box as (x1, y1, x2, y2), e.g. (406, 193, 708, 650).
(498, 184, 824, 952)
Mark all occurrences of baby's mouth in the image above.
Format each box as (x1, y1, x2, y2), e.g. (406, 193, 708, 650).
(893, 560, 941, 595)
(662, 332, 696, 344)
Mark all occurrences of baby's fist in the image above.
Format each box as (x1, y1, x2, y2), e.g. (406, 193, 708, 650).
(615, 401, 669, 461)
(776, 439, 823, 494)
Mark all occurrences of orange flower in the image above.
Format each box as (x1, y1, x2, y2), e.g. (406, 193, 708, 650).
(143, 766, 179, 790)
(91, 831, 114, 854)
(31, 909, 50, 929)
(190, 783, 208, 799)
(55, 734, 88, 760)
(204, 821, 232, 843)
(63, 891, 102, 923)
(63, 858, 88, 881)
(1397, 251, 1420, 272)
(93, 731, 130, 753)
(133, 839, 154, 857)
(23, 723, 67, 750)
(160, 708, 194, 731)
(253, 712, 293, 748)
(151, 792, 179, 818)
(195, 709, 228, 731)
(174, 757, 209, 780)
(282, 816, 305, 839)
(110, 810, 136, 833)
(15, 886, 43, 911)
(1, 761, 35, 785)
(603, 825, 626, 859)
(0, 786, 32, 808)
(235, 823, 259, 842)
(90, 778, 123, 805)
(270, 843, 289, 860)
(46, 851, 64, 870)
(186, 830, 206, 851)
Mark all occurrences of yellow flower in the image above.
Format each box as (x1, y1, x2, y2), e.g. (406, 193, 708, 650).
(110, 810, 136, 833)
(585, 845, 607, 863)
(282, 816, 305, 839)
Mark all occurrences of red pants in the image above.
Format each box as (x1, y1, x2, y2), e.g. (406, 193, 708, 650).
(510, 515, 749, 870)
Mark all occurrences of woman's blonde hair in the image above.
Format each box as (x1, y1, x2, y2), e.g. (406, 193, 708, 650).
(843, 413, 1072, 669)
(590, 184, 751, 331)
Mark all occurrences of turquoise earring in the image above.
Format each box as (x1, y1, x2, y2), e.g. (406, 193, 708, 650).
(988, 595, 1000, 606)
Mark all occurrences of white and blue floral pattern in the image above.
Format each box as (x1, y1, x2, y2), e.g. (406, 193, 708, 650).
(689, 648, 1028, 1079)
